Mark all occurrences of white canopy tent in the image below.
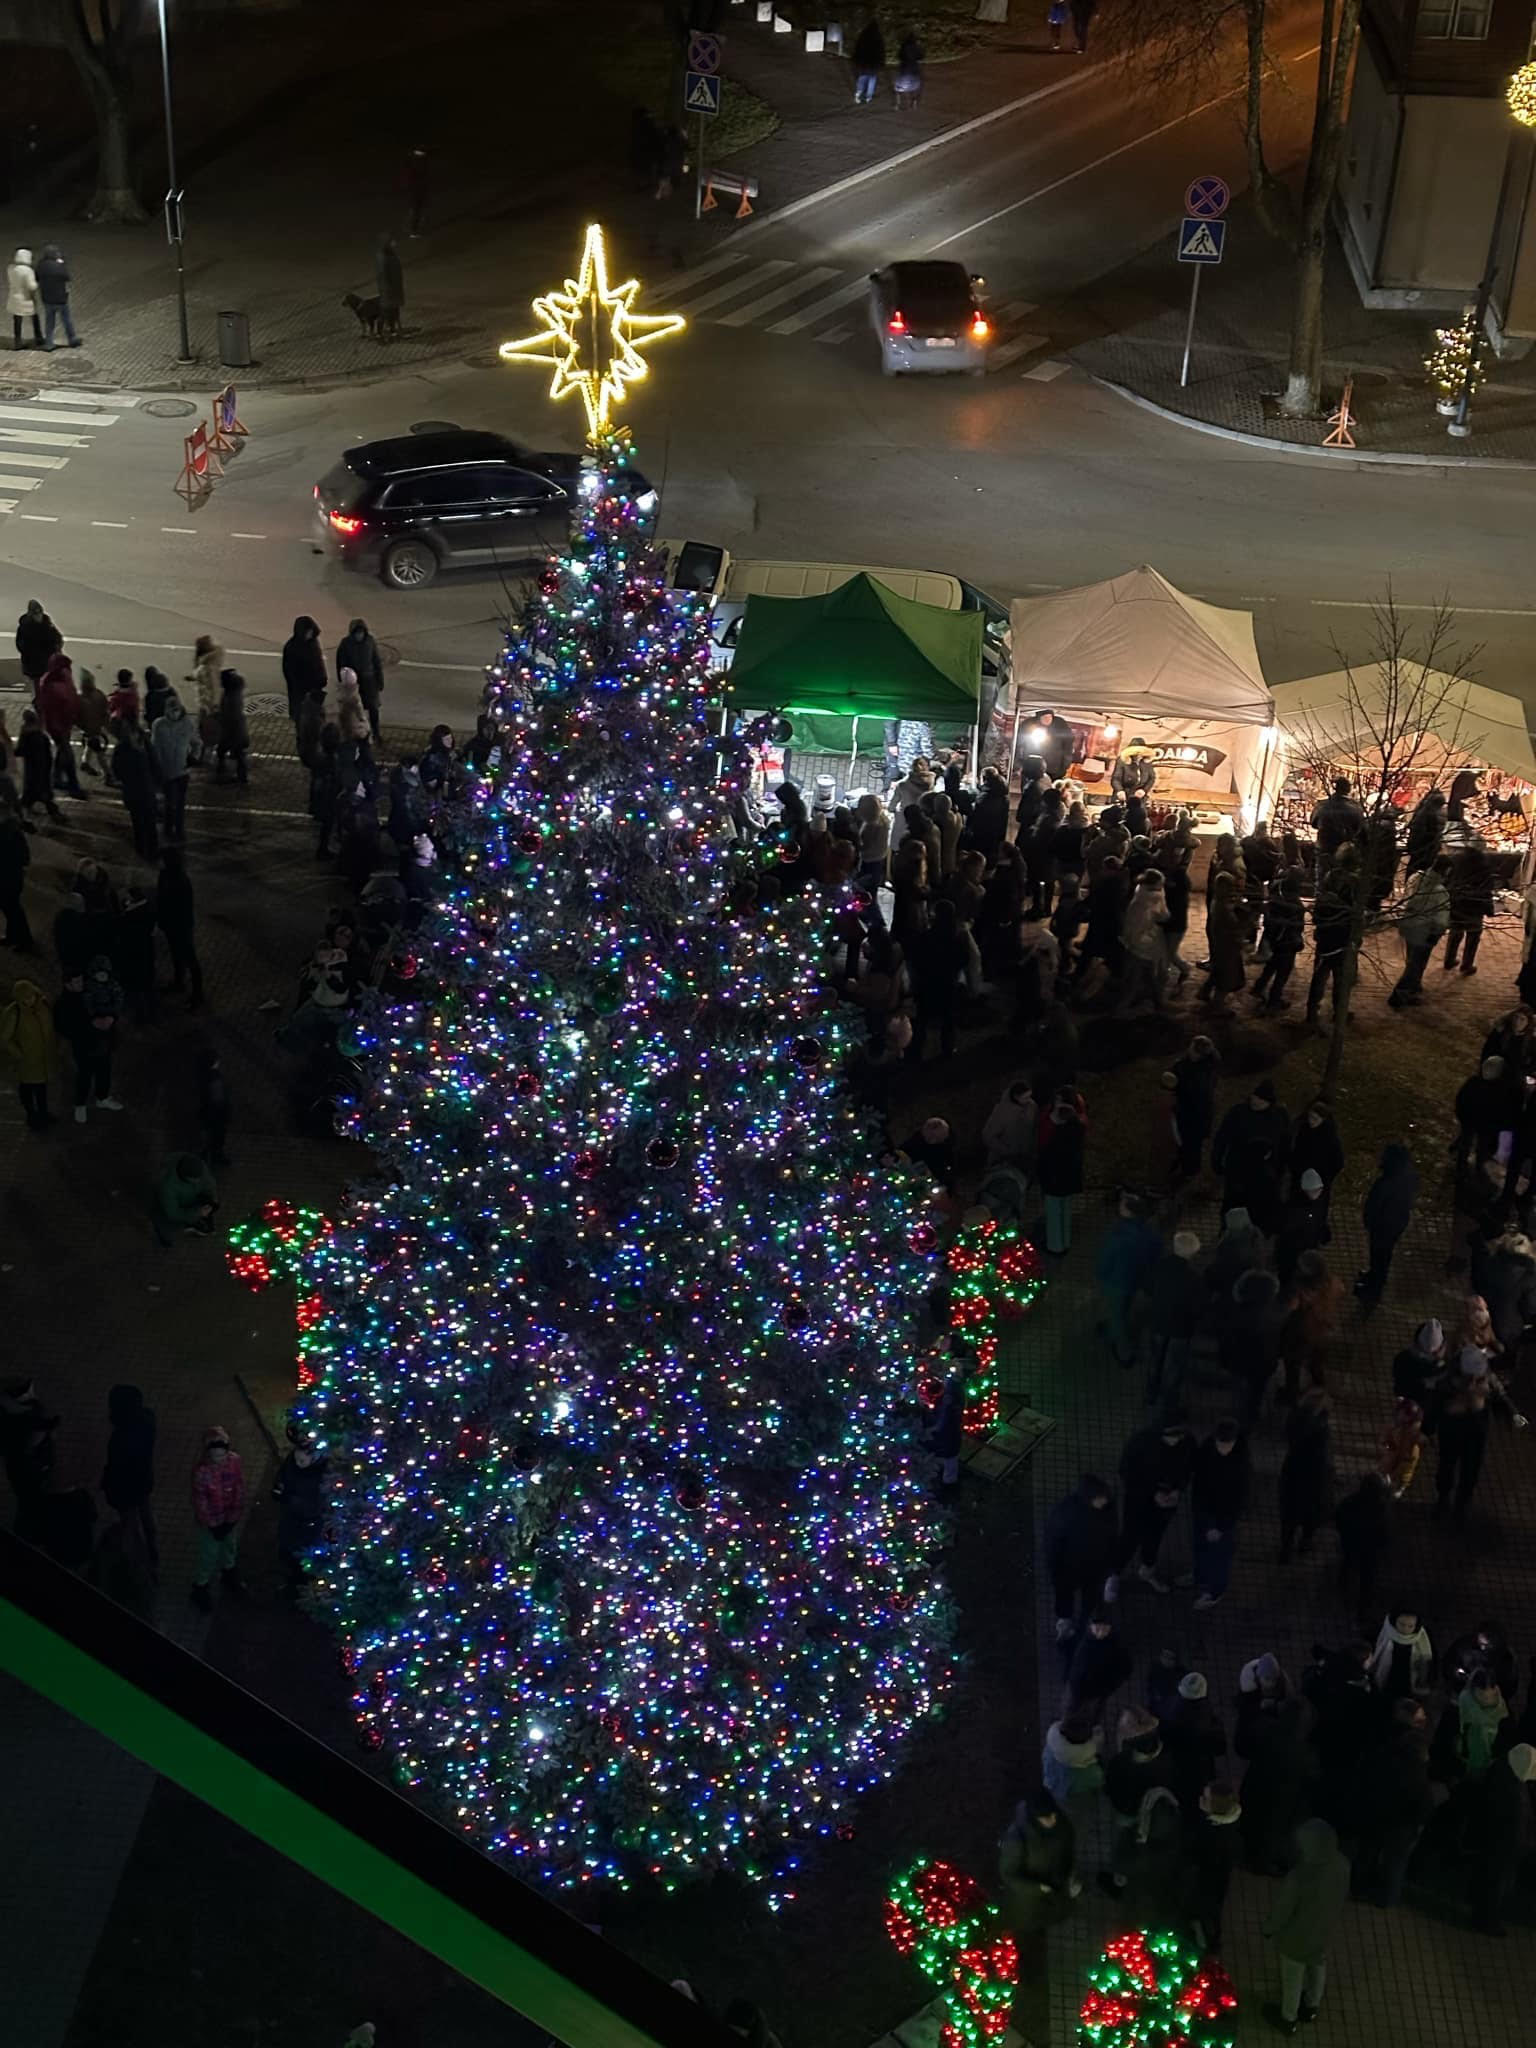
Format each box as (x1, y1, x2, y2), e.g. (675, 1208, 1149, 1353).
(1270, 667, 1536, 786)
(1006, 566, 1276, 817)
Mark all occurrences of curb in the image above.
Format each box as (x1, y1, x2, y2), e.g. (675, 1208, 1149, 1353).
(1090, 372, 1536, 472)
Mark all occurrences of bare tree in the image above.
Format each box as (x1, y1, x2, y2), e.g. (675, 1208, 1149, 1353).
(1281, 0, 1362, 417)
(0, 0, 148, 221)
(1276, 594, 1483, 1095)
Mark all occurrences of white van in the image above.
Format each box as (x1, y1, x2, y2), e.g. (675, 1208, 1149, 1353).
(659, 540, 1010, 685)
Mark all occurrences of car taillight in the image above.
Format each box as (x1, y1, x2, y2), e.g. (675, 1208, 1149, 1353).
(887, 310, 907, 336)
(970, 311, 990, 341)
(329, 510, 364, 535)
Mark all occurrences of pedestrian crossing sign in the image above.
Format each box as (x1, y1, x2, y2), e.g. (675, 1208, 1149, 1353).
(684, 71, 722, 116)
(1177, 216, 1226, 264)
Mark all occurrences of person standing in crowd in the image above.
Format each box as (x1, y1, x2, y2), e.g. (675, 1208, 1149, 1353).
(1275, 1170, 1330, 1290)
(1435, 1346, 1527, 1523)
(274, 1427, 327, 1595)
(851, 18, 886, 101)
(0, 799, 34, 949)
(36, 651, 83, 799)
(190, 1424, 245, 1609)
(1405, 787, 1446, 875)
(101, 1384, 157, 1574)
(1310, 776, 1365, 870)
(1355, 1142, 1419, 1306)
(1044, 1472, 1119, 1642)
(143, 665, 172, 728)
(1444, 834, 1496, 975)
(1064, 1606, 1132, 1720)
(215, 668, 249, 784)
(337, 618, 385, 742)
(1199, 870, 1246, 1014)
(1100, 1707, 1175, 1896)
(908, 896, 967, 1061)
(15, 596, 62, 684)
(0, 977, 54, 1129)
(1212, 1077, 1288, 1230)
(1277, 1388, 1331, 1561)
(1094, 1191, 1162, 1366)
(1160, 1671, 1227, 1813)
(187, 635, 222, 762)
(75, 669, 111, 779)
(1144, 1230, 1203, 1406)
(982, 1077, 1038, 1178)
(17, 708, 58, 821)
(998, 1786, 1080, 2048)
(1251, 869, 1305, 1011)
(112, 719, 160, 860)
(1038, 1086, 1086, 1255)
(1185, 1779, 1242, 1953)
(1306, 846, 1359, 1029)
(1189, 1417, 1249, 1609)
(1262, 1818, 1351, 2034)
(35, 242, 80, 348)
(1393, 1317, 1446, 1405)
(1335, 1469, 1392, 1624)
(282, 616, 327, 729)
(156, 847, 204, 1008)
(1170, 1035, 1219, 1180)
(1455, 1741, 1535, 1935)
(1369, 1606, 1434, 1701)
(1389, 856, 1452, 1006)
(854, 790, 890, 897)
(1115, 1410, 1195, 1594)
(1453, 1054, 1518, 1174)
(150, 689, 193, 842)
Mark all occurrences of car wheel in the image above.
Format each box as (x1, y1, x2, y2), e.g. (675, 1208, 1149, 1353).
(381, 539, 438, 590)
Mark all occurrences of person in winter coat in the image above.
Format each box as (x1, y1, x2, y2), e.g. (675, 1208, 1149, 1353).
(1389, 856, 1452, 1005)
(1212, 1079, 1289, 1231)
(1332, 1470, 1392, 1627)
(0, 978, 54, 1128)
(15, 598, 61, 683)
(153, 1150, 218, 1248)
(6, 246, 41, 348)
(1160, 1672, 1228, 1814)
(1306, 847, 1359, 1026)
(908, 896, 967, 1060)
(1189, 1418, 1249, 1608)
(1278, 1247, 1344, 1404)
(1100, 1709, 1175, 1891)
(1278, 1388, 1332, 1560)
(149, 690, 193, 841)
(337, 619, 385, 740)
(1351, 1700, 1442, 1905)
(214, 668, 249, 784)
(1169, 1035, 1219, 1179)
(310, 722, 343, 858)
(1405, 787, 1446, 875)
(1044, 1473, 1119, 1639)
(186, 635, 222, 758)
(982, 1077, 1038, 1178)
(190, 1424, 245, 1608)
(16, 709, 57, 821)
(1443, 1669, 1511, 1781)
(1232, 1652, 1291, 1758)
(274, 1427, 328, 1594)
(1378, 1397, 1426, 1498)
(1095, 1192, 1163, 1365)
(107, 668, 140, 729)
(76, 669, 110, 780)
(1065, 1607, 1133, 1719)
(1445, 835, 1497, 973)
(1290, 1098, 1345, 1209)
(143, 665, 171, 728)
(1355, 1142, 1419, 1305)
(1393, 1317, 1446, 1405)
(113, 884, 157, 1026)
(1185, 1780, 1243, 1952)
(1262, 1817, 1352, 2033)
(53, 957, 121, 1122)
(282, 615, 327, 725)
(892, 28, 924, 106)
(1274, 1170, 1331, 1291)
(851, 18, 885, 100)
(1251, 868, 1305, 1009)
(1434, 1345, 1528, 1520)
(1455, 1740, 1536, 1933)
(1310, 777, 1366, 863)
(0, 1373, 60, 1519)
(1240, 1696, 1319, 1874)
(296, 684, 327, 771)
(36, 652, 82, 797)
(1218, 1267, 1284, 1425)
(1199, 870, 1245, 1013)
(1370, 1606, 1434, 1701)
(0, 803, 34, 950)
(101, 1383, 157, 1572)
(1116, 1411, 1195, 1591)
(156, 847, 203, 1007)
(968, 767, 1010, 858)
(1140, 1230, 1202, 1406)
(196, 1044, 231, 1166)
(1036, 1086, 1085, 1255)
(35, 243, 79, 349)
(375, 232, 404, 322)
(112, 724, 159, 860)
(1468, 1227, 1536, 1352)
(1042, 1711, 1104, 1808)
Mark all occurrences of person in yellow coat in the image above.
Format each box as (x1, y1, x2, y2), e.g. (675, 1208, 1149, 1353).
(0, 977, 56, 1129)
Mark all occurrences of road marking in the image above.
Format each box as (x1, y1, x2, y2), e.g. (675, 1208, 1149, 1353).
(769, 275, 871, 335)
(1311, 599, 1536, 617)
(230, 531, 267, 540)
(185, 803, 310, 822)
(18, 511, 57, 521)
(664, 249, 759, 294)
(0, 451, 68, 470)
(819, 325, 852, 345)
(0, 473, 41, 491)
(718, 264, 840, 326)
(60, 635, 488, 675)
(996, 299, 1039, 319)
(0, 402, 117, 427)
(0, 499, 16, 514)
(91, 519, 128, 528)
(34, 389, 141, 408)
(987, 332, 1052, 372)
(1022, 360, 1070, 380)
(674, 259, 795, 316)
(162, 526, 197, 534)
(927, 49, 1319, 251)
(0, 426, 92, 448)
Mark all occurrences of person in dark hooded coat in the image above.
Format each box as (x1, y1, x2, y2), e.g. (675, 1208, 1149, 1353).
(1278, 1389, 1332, 1559)
(375, 232, 404, 319)
(1454, 1741, 1536, 1933)
(1239, 1696, 1320, 1874)
(101, 1383, 157, 1571)
(336, 618, 384, 741)
(15, 598, 61, 683)
(1262, 1817, 1352, 2032)
(1043, 1473, 1118, 1640)
(1355, 1143, 1419, 1306)
(281, 615, 327, 724)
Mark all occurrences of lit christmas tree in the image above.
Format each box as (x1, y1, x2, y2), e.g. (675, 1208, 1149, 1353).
(294, 226, 953, 1897)
(1426, 310, 1485, 413)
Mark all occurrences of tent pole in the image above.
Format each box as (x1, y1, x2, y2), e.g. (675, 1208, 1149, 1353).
(850, 716, 860, 788)
(969, 719, 979, 784)
(1007, 706, 1023, 790)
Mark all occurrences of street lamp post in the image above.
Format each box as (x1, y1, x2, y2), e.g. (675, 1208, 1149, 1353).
(157, 0, 193, 363)
(1449, 61, 1536, 438)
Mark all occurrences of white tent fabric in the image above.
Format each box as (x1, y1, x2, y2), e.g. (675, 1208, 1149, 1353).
(1008, 566, 1274, 727)
(1271, 667, 1536, 785)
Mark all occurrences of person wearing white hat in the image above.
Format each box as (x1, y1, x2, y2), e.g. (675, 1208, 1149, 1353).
(1393, 1318, 1445, 1406)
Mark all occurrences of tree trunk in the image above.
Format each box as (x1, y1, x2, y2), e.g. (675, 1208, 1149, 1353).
(1321, 936, 1359, 1097)
(1278, 0, 1362, 418)
(71, 39, 144, 222)
(1242, 0, 1295, 247)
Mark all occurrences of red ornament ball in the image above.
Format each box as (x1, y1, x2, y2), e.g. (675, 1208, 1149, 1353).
(573, 1148, 604, 1180)
(513, 1070, 540, 1098)
(538, 565, 560, 596)
(358, 1724, 384, 1752)
(518, 828, 541, 855)
(791, 1036, 824, 1068)
(908, 1220, 939, 1255)
(675, 1468, 707, 1511)
(646, 1137, 681, 1171)
(782, 1298, 810, 1330)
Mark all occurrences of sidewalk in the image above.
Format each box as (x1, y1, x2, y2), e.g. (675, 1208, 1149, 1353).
(1065, 192, 1536, 460)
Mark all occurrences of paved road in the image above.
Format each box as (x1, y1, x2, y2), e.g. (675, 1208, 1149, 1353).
(1, 17, 1532, 725)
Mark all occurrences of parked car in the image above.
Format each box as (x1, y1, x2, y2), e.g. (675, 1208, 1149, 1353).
(867, 261, 991, 376)
(313, 429, 657, 590)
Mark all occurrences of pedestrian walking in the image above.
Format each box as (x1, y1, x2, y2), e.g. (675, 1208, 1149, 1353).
(1212, 1078, 1288, 1230)
(54, 957, 123, 1123)
(149, 689, 193, 841)
(1334, 1469, 1392, 1622)
(1277, 1388, 1331, 1561)
(1064, 1607, 1133, 1719)
(0, 978, 54, 1129)
(101, 1383, 158, 1574)
(1434, 1346, 1527, 1522)
(1043, 1472, 1119, 1641)
(282, 615, 326, 726)
(0, 803, 34, 949)
(153, 1150, 219, 1247)
(1355, 1141, 1419, 1306)
(403, 143, 430, 236)
(851, 18, 885, 100)
(1115, 1411, 1195, 1593)
(1454, 1742, 1535, 1934)
(1305, 847, 1359, 1028)
(1095, 1191, 1162, 1365)
(5, 245, 41, 348)
(1445, 834, 1496, 974)
(36, 652, 83, 798)
(1169, 1034, 1219, 1179)
(375, 232, 404, 331)
(998, 1789, 1080, 2046)
(190, 1424, 246, 1609)
(1070, 0, 1098, 50)
(1261, 1818, 1351, 2034)
(214, 668, 250, 784)
(15, 597, 61, 684)
(1042, 1711, 1104, 1809)
(1388, 856, 1451, 1006)
(893, 30, 924, 106)
(1251, 869, 1305, 1009)
(35, 243, 81, 349)
(274, 1427, 327, 1593)
(112, 723, 160, 860)
(1185, 1780, 1242, 1952)
(337, 618, 385, 742)
(1037, 1086, 1086, 1254)
(16, 709, 57, 821)
(1189, 1417, 1249, 1609)
(1048, 0, 1068, 49)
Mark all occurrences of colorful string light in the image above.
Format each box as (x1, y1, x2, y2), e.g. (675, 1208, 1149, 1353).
(226, 1199, 334, 1390)
(885, 1858, 1018, 2048)
(1078, 1931, 1239, 2048)
(1425, 311, 1486, 409)
(943, 1219, 1045, 1433)
(293, 425, 954, 1898)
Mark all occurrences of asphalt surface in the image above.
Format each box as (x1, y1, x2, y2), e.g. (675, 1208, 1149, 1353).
(1, 18, 1533, 724)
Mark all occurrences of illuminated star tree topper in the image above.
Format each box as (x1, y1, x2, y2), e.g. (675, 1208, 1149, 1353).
(499, 221, 685, 435)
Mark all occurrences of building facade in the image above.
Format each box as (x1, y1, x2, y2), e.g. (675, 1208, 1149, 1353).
(1338, 0, 1536, 341)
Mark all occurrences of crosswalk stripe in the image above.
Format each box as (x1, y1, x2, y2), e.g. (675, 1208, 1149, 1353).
(0, 451, 68, 469)
(717, 264, 839, 327)
(0, 426, 92, 448)
(34, 388, 140, 407)
(987, 331, 1052, 372)
(665, 248, 760, 294)
(0, 402, 118, 427)
(819, 326, 852, 346)
(768, 275, 871, 335)
(0, 474, 41, 491)
(0, 500, 16, 515)
(1023, 359, 1070, 381)
(996, 298, 1039, 319)
(673, 259, 795, 315)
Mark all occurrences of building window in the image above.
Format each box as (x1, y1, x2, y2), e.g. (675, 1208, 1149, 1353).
(1417, 0, 1493, 37)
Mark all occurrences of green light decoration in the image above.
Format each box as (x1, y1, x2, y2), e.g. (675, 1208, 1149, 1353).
(226, 1198, 334, 1389)
(942, 1219, 1045, 1433)
(884, 1858, 1018, 2048)
(1078, 1930, 1238, 2048)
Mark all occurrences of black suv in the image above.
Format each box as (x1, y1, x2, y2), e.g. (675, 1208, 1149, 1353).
(313, 429, 657, 591)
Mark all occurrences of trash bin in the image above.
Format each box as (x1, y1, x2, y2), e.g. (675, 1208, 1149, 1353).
(217, 309, 251, 369)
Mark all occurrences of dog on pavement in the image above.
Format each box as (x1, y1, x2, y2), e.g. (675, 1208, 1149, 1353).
(343, 291, 400, 340)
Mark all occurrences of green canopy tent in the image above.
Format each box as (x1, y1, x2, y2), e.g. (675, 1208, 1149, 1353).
(727, 573, 985, 763)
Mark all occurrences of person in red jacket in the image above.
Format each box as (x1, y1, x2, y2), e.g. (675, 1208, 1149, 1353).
(190, 1424, 246, 1608)
(35, 650, 83, 799)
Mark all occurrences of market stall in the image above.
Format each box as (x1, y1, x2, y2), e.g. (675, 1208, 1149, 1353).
(1003, 566, 1276, 827)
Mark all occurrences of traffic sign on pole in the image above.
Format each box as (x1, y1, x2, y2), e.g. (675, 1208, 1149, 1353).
(1184, 175, 1230, 219)
(1177, 216, 1226, 264)
(684, 70, 722, 115)
(688, 29, 722, 71)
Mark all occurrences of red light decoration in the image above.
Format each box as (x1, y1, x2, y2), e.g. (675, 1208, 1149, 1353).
(1078, 1931, 1239, 2048)
(885, 1858, 1018, 2048)
(943, 1218, 1045, 1433)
